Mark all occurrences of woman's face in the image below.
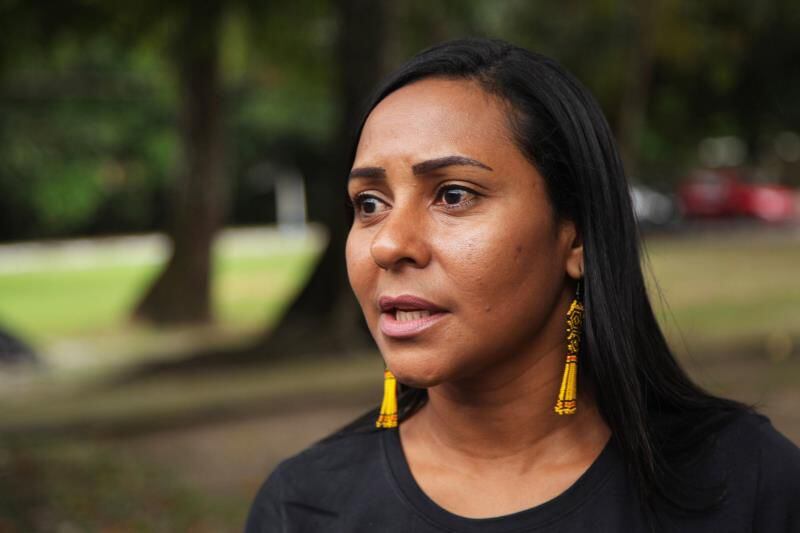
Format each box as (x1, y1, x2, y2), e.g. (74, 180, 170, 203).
(346, 78, 582, 388)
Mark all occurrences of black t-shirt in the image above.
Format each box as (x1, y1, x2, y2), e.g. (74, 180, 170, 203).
(245, 412, 800, 532)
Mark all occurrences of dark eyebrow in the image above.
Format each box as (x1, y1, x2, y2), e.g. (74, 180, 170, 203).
(348, 166, 386, 180)
(348, 155, 492, 181)
(412, 155, 493, 175)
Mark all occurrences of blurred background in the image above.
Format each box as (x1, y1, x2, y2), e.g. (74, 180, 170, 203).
(1, 0, 798, 531)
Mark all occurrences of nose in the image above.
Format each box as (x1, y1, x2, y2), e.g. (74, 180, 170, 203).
(370, 203, 432, 271)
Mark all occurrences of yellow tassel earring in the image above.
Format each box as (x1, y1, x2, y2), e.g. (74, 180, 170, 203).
(555, 279, 584, 415)
(376, 368, 398, 428)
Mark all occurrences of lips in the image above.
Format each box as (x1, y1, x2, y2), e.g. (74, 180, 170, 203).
(377, 294, 449, 339)
(378, 294, 446, 313)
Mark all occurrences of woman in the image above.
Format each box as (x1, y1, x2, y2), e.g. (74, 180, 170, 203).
(246, 38, 799, 532)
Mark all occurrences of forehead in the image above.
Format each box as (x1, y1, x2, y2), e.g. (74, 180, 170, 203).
(354, 78, 517, 167)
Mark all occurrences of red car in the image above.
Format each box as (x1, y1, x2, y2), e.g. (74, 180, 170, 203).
(678, 168, 798, 222)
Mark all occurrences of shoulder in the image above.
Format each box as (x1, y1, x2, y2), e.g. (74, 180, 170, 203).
(714, 411, 800, 529)
(280, 426, 385, 478)
(255, 427, 385, 495)
(245, 428, 385, 532)
(734, 412, 800, 489)
(714, 410, 799, 467)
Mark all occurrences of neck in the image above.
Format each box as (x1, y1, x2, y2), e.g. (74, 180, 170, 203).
(398, 286, 610, 475)
(402, 338, 610, 471)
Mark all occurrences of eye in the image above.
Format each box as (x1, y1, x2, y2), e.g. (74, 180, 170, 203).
(351, 193, 389, 217)
(435, 185, 479, 208)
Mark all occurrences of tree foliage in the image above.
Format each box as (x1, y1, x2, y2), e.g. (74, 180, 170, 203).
(1, 0, 799, 347)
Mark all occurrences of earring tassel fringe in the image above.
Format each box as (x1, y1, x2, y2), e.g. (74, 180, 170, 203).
(376, 369, 398, 428)
(555, 297, 583, 415)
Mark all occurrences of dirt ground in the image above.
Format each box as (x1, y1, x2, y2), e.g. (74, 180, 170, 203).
(121, 404, 371, 501)
(2, 351, 796, 533)
(109, 348, 800, 526)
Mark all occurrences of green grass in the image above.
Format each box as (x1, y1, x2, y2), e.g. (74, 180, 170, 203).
(0, 264, 157, 340)
(0, 227, 797, 378)
(0, 251, 318, 345)
(0, 229, 325, 382)
(214, 252, 317, 328)
(643, 232, 800, 346)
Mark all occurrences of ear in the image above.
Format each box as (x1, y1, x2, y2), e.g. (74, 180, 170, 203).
(560, 220, 584, 280)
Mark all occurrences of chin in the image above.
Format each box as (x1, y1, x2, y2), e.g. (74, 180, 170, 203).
(383, 352, 451, 389)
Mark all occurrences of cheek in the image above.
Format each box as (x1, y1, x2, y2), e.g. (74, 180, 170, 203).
(346, 229, 377, 314)
(438, 217, 564, 333)
(439, 220, 537, 289)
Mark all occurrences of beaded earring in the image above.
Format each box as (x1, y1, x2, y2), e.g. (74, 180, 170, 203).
(376, 368, 398, 428)
(554, 279, 584, 415)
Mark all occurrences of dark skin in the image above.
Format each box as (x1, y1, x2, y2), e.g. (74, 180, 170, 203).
(346, 78, 610, 518)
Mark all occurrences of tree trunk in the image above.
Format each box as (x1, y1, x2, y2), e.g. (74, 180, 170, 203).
(121, 0, 389, 377)
(132, 3, 225, 325)
(242, 0, 389, 358)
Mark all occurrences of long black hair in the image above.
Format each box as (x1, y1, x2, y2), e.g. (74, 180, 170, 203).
(339, 38, 748, 514)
